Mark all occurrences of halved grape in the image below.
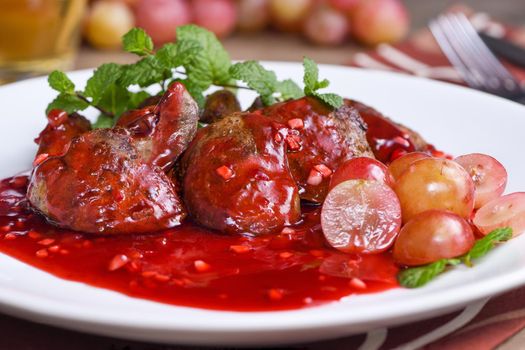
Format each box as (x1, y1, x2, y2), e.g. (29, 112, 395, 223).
(329, 157, 395, 190)
(388, 152, 430, 180)
(321, 179, 402, 254)
(473, 192, 525, 236)
(455, 153, 507, 209)
(394, 158, 475, 222)
(393, 210, 475, 266)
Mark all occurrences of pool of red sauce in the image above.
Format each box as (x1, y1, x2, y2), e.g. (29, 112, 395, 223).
(0, 174, 398, 312)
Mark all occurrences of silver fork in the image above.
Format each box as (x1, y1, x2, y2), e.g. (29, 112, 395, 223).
(429, 13, 525, 104)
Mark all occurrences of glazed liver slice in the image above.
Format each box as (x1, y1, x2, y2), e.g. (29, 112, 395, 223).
(28, 128, 186, 234)
(181, 113, 301, 235)
(259, 97, 374, 203)
(28, 83, 199, 234)
(34, 111, 91, 158)
(117, 82, 200, 171)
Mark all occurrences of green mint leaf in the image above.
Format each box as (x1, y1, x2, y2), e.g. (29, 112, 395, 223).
(398, 259, 449, 288)
(463, 227, 513, 264)
(97, 84, 131, 118)
(127, 91, 152, 110)
(154, 43, 178, 69)
(46, 93, 89, 114)
(316, 79, 330, 90)
(177, 25, 232, 88)
(277, 79, 304, 100)
(84, 63, 122, 104)
(156, 40, 201, 70)
(399, 227, 513, 288)
(447, 258, 462, 266)
(303, 57, 319, 94)
(230, 62, 304, 104)
(122, 28, 154, 56)
(119, 56, 166, 88)
(48, 71, 75, 94)
(92, 114, 114, 129)
(314, 92, 344, 109)
(302, 57, 343, 108)
(230, 61, 278, 105)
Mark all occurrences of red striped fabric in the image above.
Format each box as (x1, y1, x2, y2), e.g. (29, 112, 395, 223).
(349, 12, 525, 86)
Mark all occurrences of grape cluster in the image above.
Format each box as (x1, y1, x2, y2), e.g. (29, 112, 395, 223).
(83, 0, 410, 49)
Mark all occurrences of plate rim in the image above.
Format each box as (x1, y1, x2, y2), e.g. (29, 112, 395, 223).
(0, 62, 525, 345)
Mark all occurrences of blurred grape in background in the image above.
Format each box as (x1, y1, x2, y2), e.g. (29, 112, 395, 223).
(0, 0, 86, 84)
(4, 0, 522, 78)
(83, 0, 410, 49)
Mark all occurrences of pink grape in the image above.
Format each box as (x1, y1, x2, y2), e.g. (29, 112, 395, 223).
(351, 0, 409, 46)
(473, 192, 525, 237)
(394, 158, 475, 222)
(388, 152, 430, 180)
(269, 0, 312, 32)
(328, 0, 360, 14)
(455, 153, 507, 208)
(393, 210, 475, 266)
(321, 179, 402, 254)
(192, 0, 238, 38)
(236, 0, 270, 32)
(134, 0, 191, 45)
(329, 157, 395, 190)
(303, 6, 349, 46)
(84, 1, 135, 50)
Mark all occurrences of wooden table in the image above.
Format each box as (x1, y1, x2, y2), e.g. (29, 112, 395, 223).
(5, 1, 525, 349)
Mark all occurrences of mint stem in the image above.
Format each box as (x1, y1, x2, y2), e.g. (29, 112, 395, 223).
(219, 83, 253, 91)
(75, 93, 115, 119)
(172, 69, 252, 91)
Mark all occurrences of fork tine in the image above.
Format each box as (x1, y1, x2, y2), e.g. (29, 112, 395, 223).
(429, 19, 484, 89)
(437, 15, 493, 89)
(431, 13, 525, 103)
(452, 14, 521, 92)
(434, 13, 521, 94)
(453, 14, 515, 79)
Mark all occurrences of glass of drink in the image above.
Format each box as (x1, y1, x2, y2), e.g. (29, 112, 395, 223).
(0, 0, 86, 84)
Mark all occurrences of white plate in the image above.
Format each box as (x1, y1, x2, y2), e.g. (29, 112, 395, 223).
(0, 62, 524, 346)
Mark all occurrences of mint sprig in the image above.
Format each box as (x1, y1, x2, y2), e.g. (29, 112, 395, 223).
(45, 25, 337, 126)
(46, 93, 89, 114)
(122, 28, 154, 56)
(230, 61, 303, 105)
(302, 57, 343, 109)
(463, 227, 513, 265)
(47, 72, 90, 114)
(278, 79, 306, 101)
(48, 71, 75, 94)
(177, 25, 232, 87)
(399, 227, 513, 288)
(84, 63, 122, 104)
